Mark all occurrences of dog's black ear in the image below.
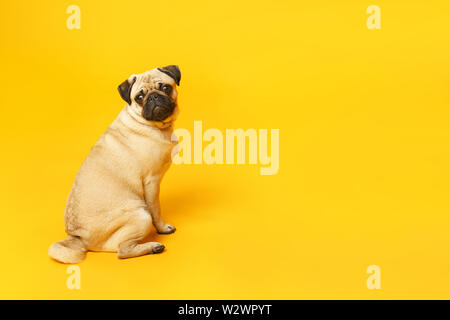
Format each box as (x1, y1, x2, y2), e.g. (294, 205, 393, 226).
(158, 65, 181, 86)
(118, 76, 136, 104)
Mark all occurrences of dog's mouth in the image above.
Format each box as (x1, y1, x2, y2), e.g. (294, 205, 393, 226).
(143, 105, 174, 121)
(142, 93, 175, 121)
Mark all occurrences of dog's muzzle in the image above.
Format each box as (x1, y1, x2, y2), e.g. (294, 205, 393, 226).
(142, 92, 175, 121)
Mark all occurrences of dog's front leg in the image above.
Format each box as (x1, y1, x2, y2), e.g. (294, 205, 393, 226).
(143, 175, 176, 234)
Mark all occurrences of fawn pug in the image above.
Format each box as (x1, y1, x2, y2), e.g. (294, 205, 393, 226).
(49, 65, 181, 263)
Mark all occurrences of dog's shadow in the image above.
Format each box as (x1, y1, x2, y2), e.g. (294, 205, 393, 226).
(142, 183, 224, 243)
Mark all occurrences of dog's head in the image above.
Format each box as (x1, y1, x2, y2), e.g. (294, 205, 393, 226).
(118, 65, 181, 124)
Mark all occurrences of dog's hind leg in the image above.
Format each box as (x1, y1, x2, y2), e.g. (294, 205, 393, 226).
(118, 239, 165, 259)
(113, 207, 165, 259)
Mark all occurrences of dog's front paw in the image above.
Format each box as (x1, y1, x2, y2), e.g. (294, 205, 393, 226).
(157, 223, 176, 234)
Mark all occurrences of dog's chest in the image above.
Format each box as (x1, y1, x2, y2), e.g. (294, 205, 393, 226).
(135, 137, 174, 175)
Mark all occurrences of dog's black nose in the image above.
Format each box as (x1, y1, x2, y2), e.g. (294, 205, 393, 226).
(148, 92, 160, 101)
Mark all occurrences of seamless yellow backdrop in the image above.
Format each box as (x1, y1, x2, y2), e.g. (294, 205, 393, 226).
(0, 0, 450, 299)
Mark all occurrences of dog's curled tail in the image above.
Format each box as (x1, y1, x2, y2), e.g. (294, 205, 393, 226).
(48, 236, 86, 264)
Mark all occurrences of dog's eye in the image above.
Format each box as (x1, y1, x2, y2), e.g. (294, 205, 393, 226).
(135, 92, 145, 104)
(160, 83, 172, 95)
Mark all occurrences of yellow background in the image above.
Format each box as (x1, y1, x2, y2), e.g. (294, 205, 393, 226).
(1, 0, 449, 299)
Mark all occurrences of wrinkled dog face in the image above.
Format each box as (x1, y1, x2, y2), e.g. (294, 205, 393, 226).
(118, 65, 181, 122)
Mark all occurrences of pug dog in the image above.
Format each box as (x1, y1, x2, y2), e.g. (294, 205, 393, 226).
(48, 65, 181, 263)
